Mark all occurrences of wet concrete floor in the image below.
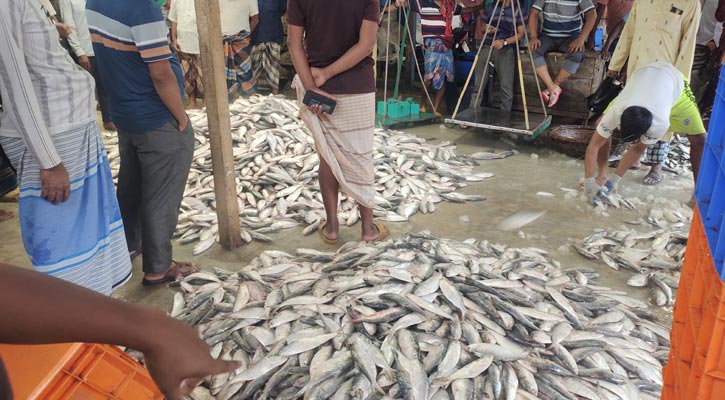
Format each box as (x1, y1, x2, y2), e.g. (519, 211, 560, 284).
(0, 123, 693, 324)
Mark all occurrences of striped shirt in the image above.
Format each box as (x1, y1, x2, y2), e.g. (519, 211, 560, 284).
(86, 0, 184, 134)
(0, 0, 96, 169)
(532, 0, 595, 38)
(418, 0, 456, 41)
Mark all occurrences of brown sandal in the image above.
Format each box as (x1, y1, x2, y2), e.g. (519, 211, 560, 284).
(318, 222, 338, 245)
(366, 223, 389, 243)
(142, 261, 199, 286)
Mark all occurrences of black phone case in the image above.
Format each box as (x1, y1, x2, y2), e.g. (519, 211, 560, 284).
(303, 91, 337, 114)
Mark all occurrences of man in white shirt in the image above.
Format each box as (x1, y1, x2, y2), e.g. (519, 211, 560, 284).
(219, 0, 259, 97)
(60, 0, 113, 131)
(0, 0, 132, 294)
(583, 62, 706, 200)
(169, 0, 204, 108)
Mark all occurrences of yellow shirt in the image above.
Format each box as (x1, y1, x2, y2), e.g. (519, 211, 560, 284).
(609, 0, 701, 79)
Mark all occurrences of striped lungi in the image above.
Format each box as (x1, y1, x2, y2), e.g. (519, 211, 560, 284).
(0, 121, 132, 295)
(251, 42, 281, 92)
(293, 76, 376, 208)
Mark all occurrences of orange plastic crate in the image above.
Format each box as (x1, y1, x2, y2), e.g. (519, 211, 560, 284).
(663, 207, 725, 399)
(0, 343, 163, 400)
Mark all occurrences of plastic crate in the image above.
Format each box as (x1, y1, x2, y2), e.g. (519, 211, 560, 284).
(663, 207, 725, 399)
(0, 343, 163, 399)
(695, 63, 725, 279)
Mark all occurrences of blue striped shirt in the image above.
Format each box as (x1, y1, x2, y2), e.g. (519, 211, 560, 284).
(532, 0, 595, 38)
(86, 0, 184, 134)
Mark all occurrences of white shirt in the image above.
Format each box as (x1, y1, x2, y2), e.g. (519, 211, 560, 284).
(697, 0, 721, 46)
(596, 62, 684, 145)
(219, 0, 258, 36)
(60, 0, 94, 57)
(168, 0, 200, 54)
(0, 0, 96, 169)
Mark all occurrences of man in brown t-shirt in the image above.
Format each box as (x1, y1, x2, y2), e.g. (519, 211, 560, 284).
(287, 0, 390, 244)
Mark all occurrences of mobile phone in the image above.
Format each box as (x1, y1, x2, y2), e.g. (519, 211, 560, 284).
(303, 90, 337, 114)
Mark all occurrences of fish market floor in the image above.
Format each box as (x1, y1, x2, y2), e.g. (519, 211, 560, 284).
(0, 124, 693, 323)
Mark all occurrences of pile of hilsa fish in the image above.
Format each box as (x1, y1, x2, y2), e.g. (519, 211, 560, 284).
(171, 232, 669, 400)
(573, 205, 690, 307)
(104, 95, 506, 255)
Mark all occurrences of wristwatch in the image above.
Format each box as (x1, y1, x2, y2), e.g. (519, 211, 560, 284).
(503, 39, 508, 46)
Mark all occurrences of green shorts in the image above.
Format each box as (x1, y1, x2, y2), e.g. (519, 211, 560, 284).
(669, 77, 706, 135)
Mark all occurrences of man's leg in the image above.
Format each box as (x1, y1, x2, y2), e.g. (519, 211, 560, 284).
(533, 35, 558, 94)
(116, 132, 142, 254)
(554, 36, 583, 87)
(688, 133, 706, 184)
(493, 47, 516, 111)
(642, 140, 668, 185)
(136, 120, 195, 277)
(318, 156, 340, 241)
(615, 142, 649, 179)
(472, 42, 490, 107)
(90, 57, 114, 130)
(433, 85, 446, 116)
(596, 135, 612, 185)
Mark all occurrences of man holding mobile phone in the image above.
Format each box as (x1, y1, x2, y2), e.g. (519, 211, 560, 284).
(287, 0, 389, 244)
(87, 0, 198, 285)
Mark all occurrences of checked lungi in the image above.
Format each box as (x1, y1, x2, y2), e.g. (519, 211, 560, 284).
(178, 51, 205, 100)
(224, 31, 257, 99)
(0, 121, 132, 294)
(251, 42, 282, 92)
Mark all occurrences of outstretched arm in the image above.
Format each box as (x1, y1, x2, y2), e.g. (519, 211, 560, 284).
(0, 263, 239, 400)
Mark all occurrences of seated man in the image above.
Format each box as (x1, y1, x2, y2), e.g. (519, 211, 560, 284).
(528, 0, 597, 108)
(583, 61, 706, 200)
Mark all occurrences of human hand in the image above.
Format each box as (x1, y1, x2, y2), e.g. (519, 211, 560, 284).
(568, 37, 585, 53)
(78, 55, 91, 72)
(310, 67, 330, 89)
(601, 49, 612, 62)
(528, 37, 541, 51)
(394, 0, 407, 7)
(492, 40, 504, 50)
(173, 40, 181, 53)
(40, 163, 70, 205)
(177, 115, 190, 132)
(707, 40, 717, 53)
(305, 88, 337, 116)
(142, 311, 241, 400)
(605, 69, 619, 78)
(54, 23, 74, 38)
(583, 177, 602, 200)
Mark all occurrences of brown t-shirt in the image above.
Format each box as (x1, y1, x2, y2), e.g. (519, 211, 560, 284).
(286, 0, 379, 94)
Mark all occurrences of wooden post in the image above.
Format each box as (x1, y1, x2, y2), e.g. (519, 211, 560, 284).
(194, 0, 242, 249)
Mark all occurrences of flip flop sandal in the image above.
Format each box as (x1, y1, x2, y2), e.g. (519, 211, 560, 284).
(367, 223, 390, 243)
(642, 171, 664, 185)
(548, 87, 563, 108)
(318, 222, 338, 245)
(541, 90, 550, 102)
(142, 261, 199, 286)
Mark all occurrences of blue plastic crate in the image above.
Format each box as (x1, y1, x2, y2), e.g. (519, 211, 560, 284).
(695, 63, 725, 278)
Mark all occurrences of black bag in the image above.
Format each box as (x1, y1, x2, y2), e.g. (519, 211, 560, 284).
(587, 77, 623, 119)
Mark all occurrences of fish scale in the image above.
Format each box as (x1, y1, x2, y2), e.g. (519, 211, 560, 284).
(167, 232, 671, 399)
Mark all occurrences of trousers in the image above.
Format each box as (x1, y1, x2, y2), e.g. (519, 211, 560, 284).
(117, 119, 194, 274)
(473, 45, 517, 111)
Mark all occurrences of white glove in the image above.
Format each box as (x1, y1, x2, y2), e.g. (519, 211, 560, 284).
(583, 177, 600, 199)
(606, 174, 622, 194)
